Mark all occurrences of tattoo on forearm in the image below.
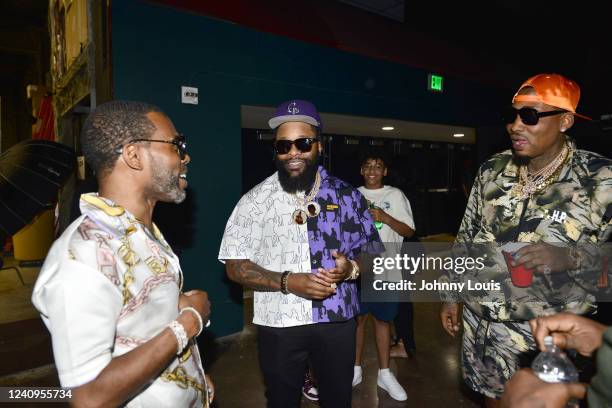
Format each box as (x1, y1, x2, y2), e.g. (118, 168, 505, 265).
(226, 260, 281, 291)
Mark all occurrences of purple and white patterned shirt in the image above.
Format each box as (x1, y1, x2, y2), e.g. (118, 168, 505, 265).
(219, 167, 381, 327)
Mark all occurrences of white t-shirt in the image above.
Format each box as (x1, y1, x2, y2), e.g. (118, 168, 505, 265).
(32, 194, 205, 407)
(357, 185, 415, 281)
(218, 172, 314, 328)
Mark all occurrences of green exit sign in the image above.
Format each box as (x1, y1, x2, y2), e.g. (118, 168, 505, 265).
(428, 74, 444, 92)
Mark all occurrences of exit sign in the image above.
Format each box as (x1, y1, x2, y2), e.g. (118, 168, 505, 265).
(428, 74, 444, 92)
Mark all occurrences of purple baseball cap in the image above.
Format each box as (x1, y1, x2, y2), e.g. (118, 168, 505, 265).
(268, 99, 323, 130)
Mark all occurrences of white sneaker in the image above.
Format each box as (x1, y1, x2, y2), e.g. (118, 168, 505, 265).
(352, 365, 362, 387)
(377, 369, 407, 401)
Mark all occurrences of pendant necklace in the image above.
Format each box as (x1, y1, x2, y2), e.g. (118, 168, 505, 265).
(292, 171, 321, 224)
(511, 143, 570, 200)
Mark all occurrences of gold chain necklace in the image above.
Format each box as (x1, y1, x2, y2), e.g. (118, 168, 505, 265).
(511, 144, 570, 200)
(291, 171, 322, 224)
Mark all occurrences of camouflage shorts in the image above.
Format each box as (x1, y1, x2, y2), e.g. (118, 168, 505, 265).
(461, 306, 538, 399)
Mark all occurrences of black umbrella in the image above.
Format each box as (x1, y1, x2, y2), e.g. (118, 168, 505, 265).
(0, 140, 76, 241)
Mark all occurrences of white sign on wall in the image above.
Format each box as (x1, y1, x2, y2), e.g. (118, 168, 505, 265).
(181, 86, 198, 105)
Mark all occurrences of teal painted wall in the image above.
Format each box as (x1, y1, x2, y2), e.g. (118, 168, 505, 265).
(112, 0, 506, 337)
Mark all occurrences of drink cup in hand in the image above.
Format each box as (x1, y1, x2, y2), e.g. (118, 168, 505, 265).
(503, 250, 534, 288)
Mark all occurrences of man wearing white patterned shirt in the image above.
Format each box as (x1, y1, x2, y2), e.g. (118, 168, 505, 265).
(32, 101, 212, 407)
(219, 100, 382, 407)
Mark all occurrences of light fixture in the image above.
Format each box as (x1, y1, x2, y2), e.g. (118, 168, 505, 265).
(453, 133, 465, 138)
(382, 126, 394, 131)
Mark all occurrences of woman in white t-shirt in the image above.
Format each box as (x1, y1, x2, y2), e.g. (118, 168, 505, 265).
(353, 155, 415, 402)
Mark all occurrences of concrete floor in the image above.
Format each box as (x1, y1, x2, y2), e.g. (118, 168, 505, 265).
(204, 298, 480, 408)
(0, 255, 481, 407)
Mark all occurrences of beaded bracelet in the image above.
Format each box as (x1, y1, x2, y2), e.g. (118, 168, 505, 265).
(280, 271, 292, 294)
(168, 320, 189, 354)
(180, 306, 204, 337)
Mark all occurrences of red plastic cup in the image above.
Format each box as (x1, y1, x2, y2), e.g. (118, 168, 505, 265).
(503, 250, 534, 288)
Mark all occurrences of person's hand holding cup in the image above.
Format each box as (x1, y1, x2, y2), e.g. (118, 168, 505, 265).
(501, 242, 533, 288)
(503, 250, 534, 287)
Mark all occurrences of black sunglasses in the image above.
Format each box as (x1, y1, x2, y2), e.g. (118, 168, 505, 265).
(273, 137, 319, 155)
(130, 134, 187, 160)
(504, 107, 567, 126)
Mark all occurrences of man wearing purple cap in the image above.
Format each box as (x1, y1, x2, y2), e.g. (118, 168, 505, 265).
(439, 74, 612, 407)
(219, 99, 382, 407)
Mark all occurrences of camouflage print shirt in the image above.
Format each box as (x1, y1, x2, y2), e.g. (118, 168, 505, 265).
(443, 139, 612, 321)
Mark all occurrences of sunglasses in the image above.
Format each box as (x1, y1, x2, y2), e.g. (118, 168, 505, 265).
(273, 137, 319, 155)
(129, 134, 188, 160)
(504, 107, 567, 126)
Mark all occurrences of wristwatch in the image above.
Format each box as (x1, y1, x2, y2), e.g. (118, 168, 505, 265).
(346, 259, 360, 280)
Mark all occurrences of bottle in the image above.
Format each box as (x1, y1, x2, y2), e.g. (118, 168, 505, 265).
(368, 202, 383, 230)
(531, 336, 579, 407)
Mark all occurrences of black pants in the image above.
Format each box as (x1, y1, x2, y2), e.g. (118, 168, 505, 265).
(257, 318, 356, 408)
(394, 301, 416, 350)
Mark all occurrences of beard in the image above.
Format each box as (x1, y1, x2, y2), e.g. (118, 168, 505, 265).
(512, 153, 530, 167)
(149, 152, 186, 204)
(275, 153, 320, 194)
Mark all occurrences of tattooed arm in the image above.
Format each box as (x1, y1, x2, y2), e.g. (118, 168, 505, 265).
(225, 259, 281, 291)
(224, 259, 335, 299)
